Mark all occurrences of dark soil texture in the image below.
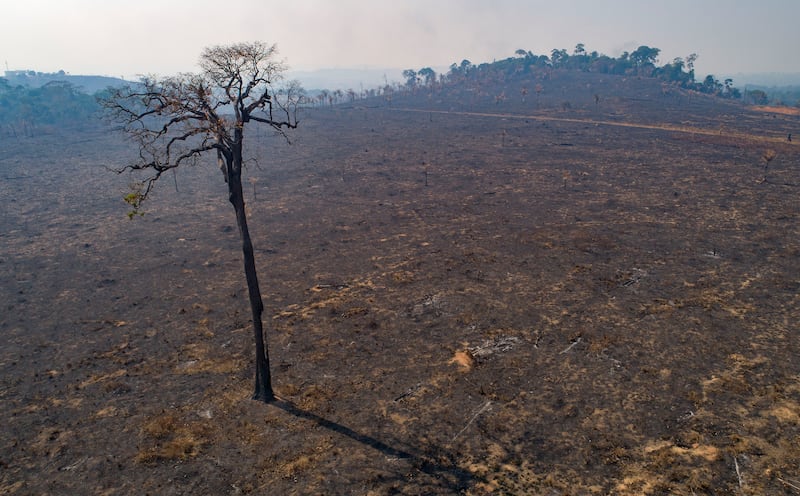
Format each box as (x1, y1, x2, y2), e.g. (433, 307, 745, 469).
(2, 73, 799, 495)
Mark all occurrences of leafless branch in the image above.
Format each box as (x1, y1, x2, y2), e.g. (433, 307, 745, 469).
(101, 41, 301, 213)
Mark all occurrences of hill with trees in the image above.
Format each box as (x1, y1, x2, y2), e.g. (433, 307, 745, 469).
(0, 71, 130, 136)
(0, 79, 102, 136)
(2, 70, 126, 94)
(424, 44, 740, 99)
(3, 42, 794, 138)
(310, 44, 758, 109)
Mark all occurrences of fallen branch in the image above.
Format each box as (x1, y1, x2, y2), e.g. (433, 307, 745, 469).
(393, 383, 422, 402)
(560, 337, 582, 354)
(311, 283, 350, 292)
(468, 336, 520, 359)
(452, 401, 492, 442)
(778, 477, 800, 493)
(734, 455, 743, 489)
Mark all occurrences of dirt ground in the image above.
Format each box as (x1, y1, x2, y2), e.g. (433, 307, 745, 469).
(1, 73, 799, 495)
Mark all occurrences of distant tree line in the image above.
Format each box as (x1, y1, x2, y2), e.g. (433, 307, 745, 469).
(278, 43, 798, 109)
(0, 78, 101, 136)
(743, 85, 800, 107)
(398, 44, 751, 102)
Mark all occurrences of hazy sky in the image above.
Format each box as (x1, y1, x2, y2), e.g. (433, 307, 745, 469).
(2, 0, 798, 80)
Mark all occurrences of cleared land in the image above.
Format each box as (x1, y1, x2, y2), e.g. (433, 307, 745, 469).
(1, 73, 799, 494)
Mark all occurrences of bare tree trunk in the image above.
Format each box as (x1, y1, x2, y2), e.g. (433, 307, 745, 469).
(228, 150, 274, 402)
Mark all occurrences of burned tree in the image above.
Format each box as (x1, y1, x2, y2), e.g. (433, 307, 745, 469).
(103, 42, 301, 402)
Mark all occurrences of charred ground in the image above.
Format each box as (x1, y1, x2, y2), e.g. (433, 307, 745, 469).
(1, 71, 799, 494)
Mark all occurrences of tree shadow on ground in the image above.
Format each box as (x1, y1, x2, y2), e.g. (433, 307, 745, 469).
(270, 398, 480, 493)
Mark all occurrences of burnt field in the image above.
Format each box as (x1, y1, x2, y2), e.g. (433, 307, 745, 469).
(1, 74, 799, 494)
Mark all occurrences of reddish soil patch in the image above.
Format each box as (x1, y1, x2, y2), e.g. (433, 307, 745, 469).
(1, 73, 799, 494)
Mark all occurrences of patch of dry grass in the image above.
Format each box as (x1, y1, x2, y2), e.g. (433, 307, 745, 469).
(751, 105, 800, 116)
(135, 411, 212, 463)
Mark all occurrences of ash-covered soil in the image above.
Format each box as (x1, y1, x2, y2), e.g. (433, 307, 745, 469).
(1, 76, 799, 494)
